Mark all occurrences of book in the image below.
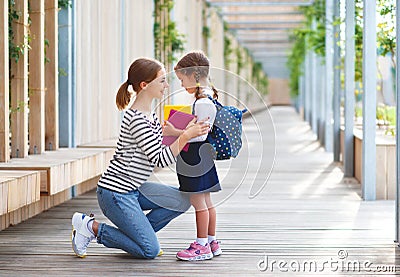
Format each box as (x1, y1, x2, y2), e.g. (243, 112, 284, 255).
(163, 105, 191, 121)
(162, 109, 195, 152)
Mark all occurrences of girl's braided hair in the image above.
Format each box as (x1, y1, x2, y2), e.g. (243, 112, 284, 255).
(174, 51, 218, 100)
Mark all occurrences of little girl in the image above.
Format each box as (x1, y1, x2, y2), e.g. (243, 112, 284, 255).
(167, 51, 222, 261)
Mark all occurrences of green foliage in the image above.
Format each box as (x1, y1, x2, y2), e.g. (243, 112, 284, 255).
(286, 0, 326, 97)
(58, 0, 71, 9)
(44, 38, 50, 64)
(236, 48, 243, 75)
(202, 26, 211, 39)
(223, 33, 233, 67)
(377, 0, 396, 65)
(58, 67, 68, 77)
(153, 0, 185, 64)
(252, 62, 269, 95)
(287, 29, 307, 97)
(376, 104, 396, 136)
(9, 0, 28, 64)
(299, 0, 326, 56)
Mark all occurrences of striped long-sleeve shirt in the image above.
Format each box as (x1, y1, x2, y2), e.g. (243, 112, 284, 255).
(98, 109, 176, 193)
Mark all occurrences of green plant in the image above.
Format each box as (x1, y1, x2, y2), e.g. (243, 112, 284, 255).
(223, 21, 234, 68)
(8, 0, 31, 64)
(236, 48, 243, 75)
(58, 0, 71, 9)
(376, 104, 396, 136)
(287, 28, 306, 96)
(153, 0, 185, 64)
(286, 0, 326, 97)
(223, 33, 233, 67)
(251, 61, 269, 95)
(44, 38, 50, 64)
(202, 26, 210, 39)
(377, 0, 396, 64)
(58, 67, 67, 77)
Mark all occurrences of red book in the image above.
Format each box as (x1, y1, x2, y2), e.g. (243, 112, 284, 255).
(162, 109, 195, 152)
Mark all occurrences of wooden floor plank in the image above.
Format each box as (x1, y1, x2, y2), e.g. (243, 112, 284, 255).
(0, 107, 397, 276)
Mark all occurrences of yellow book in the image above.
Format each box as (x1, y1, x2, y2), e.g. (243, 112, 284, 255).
(163, 105, 191, 121)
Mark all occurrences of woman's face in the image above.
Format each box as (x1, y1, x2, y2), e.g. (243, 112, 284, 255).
(145, 68, 169, 99)
(175, 71, 196, 94)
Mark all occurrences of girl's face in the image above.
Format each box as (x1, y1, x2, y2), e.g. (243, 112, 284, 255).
(144, 68, 169, 99)
(175, 71, 196, 94)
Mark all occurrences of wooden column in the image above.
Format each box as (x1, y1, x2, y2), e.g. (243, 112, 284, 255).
(45, 0, 59, 150)
(10, 0, 29, 158)
(29, 0, 45, 154)
(0, 0, 9, 162)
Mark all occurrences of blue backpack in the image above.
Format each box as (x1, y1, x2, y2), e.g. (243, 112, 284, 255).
(194, 96, 247, 160)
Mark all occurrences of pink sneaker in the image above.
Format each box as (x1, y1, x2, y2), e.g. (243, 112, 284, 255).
(176, 242, 213, 261)
(210, 240, 222, 256)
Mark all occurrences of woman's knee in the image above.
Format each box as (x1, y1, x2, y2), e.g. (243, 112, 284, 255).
(142, 243, 160, 259)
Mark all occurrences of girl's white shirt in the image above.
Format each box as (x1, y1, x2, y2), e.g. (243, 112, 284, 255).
(188, 87, 217, 143)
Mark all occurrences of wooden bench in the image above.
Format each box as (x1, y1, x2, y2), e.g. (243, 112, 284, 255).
(0, 170, 41, 216)
(0, 147, 115, 230)
(0, 148, 114, 195)
(78, 138, 117, 149)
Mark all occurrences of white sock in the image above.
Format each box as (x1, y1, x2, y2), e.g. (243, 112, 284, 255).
(208, 235, 216, 243)
(87, 220, 95, 237)
(196, 237, 208, 246)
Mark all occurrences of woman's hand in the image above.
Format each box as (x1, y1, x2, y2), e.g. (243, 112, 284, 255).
(169, 117, 210, 156)
(183, 117, 210, 139)
(162, 121, 181, 137)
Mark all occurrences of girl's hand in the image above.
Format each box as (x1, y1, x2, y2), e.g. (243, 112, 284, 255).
(183, 117, 210, 139)
(163, 121, 180, 136)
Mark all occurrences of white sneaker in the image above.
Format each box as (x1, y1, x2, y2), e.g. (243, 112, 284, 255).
(71, 212, 95, 258)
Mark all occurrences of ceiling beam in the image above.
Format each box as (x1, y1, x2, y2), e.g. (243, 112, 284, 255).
(240, 39, 291, 43)
(208, 2, 313, 7)
(226, 20, 303, 25)
(229, 26, 296, 30)
(221, 11, 303, 16)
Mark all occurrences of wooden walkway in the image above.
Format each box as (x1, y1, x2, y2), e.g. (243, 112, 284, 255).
(0, 107, 397, 276)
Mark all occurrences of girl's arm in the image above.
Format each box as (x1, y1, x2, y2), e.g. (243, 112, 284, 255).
(188, 99, 216, 143)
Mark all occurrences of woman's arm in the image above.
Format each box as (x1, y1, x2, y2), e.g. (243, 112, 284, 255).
(130, 113, 209, 167)
(168, 117, 210, 156)
(162, 120, 184, 137)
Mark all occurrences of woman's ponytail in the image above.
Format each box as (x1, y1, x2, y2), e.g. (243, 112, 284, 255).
(116, 81, 132, 110)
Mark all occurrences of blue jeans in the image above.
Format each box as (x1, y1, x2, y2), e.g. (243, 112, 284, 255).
(96, 182, 190, 258)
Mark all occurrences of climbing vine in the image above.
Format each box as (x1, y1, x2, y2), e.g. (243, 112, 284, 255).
(153, 0, 185, 65)
(58, 0, 71, 9)
(286, 0, 326, 96)
(223, 22, 233, 68)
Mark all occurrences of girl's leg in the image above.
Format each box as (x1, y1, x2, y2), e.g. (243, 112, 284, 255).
(204, 192, 216, 236)
(95, 187, 160, 259)
(190, 193, 209, 239)
(176, 193, 213, 261)
(205, 192, 222, 256)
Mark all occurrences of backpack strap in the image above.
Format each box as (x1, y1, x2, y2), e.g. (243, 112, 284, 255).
(192, 98, 198, 115)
